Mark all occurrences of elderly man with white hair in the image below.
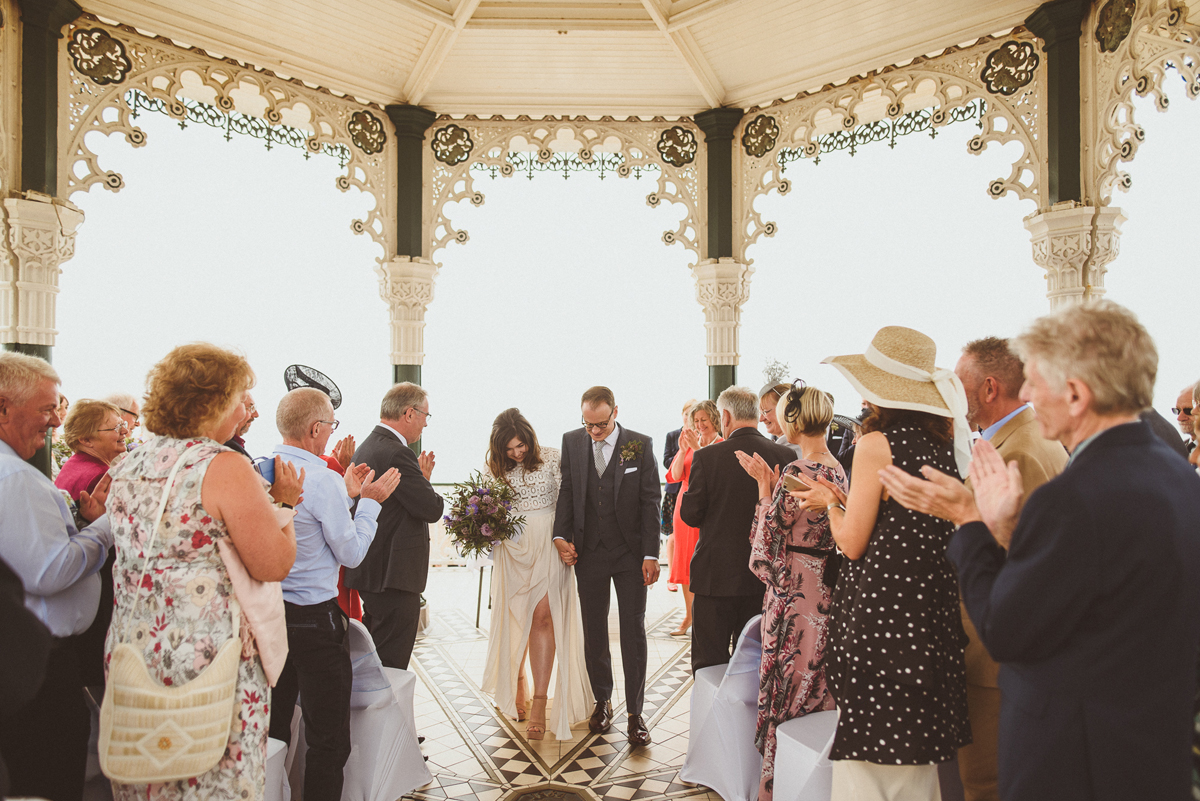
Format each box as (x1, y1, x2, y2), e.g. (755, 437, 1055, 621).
(0, 352, 113, 801)
(265, 387, 401, 801)
(679, 385, 795, 674)
(879, 301, 1200, 801)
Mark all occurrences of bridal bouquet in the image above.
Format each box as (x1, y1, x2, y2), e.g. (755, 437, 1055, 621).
(443, 471, 525, 559)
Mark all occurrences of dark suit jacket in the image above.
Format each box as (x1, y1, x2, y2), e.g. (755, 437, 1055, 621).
(553, 424, 661, 559)
(948, 421, 1200, 800)
(679, 426, 796, 596)
(344, 426, 445, 594)
(1140, 407, 1189, 459)
(663, 428, 682, 493)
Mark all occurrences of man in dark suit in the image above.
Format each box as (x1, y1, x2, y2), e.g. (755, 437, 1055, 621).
(679, 385, 795, 674)
(879, 301, 1200, 801)
(345, 382, 444, 670)
(553, 386, 661, 746)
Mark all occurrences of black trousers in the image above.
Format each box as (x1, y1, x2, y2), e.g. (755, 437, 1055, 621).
(268, 599, 353, 801)
(0, 637, 90, 801)
(575, 544, 648, 716)
(358, 588, 421, 670)
(691, 590, 765, 674)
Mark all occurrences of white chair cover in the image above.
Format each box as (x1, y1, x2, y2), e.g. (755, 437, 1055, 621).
(264, 737, 290, 801)
(772, 709, 838, 801)
(680, 615, 765, 801)
(287, 619, 432, 801)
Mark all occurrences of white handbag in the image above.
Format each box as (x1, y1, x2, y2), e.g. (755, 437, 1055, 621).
(99, 446, 242, 784)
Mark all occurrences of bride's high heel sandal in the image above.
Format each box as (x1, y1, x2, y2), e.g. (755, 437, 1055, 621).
(515, 675, 528, 722)
(527, 696, 548, 740)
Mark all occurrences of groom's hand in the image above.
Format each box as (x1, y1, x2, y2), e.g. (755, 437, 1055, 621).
(642, 559, 659, 586)
(553, 538, 577, 566)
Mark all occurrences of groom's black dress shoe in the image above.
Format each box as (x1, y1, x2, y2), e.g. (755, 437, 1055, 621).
(589, 700, 614, 734)
(627, 714, 651, 746)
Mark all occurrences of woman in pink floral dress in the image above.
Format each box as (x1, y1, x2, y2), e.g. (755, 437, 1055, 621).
(738, 383, 847, 801)
(105, 344, 300, 801)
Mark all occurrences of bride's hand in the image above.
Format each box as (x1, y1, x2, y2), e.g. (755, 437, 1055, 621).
(553, 538, 577, 566)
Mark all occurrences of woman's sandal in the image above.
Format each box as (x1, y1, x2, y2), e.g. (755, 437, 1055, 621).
(515, 674, 528, 722)
(527, 695, 548, 741)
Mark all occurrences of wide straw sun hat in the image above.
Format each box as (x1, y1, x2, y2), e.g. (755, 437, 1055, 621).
(822, 326, 972, 478)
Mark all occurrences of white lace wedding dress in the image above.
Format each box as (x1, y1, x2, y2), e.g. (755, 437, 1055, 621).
(480, 446, 593, 740)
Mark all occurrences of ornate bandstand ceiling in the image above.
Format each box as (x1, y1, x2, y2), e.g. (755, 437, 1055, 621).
(77, 0, 1045, 116)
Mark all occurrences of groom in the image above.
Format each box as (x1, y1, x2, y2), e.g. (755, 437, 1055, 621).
(553, 386, 661, 746)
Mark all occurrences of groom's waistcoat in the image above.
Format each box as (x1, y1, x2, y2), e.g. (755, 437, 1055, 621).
(583, 444, 625, 554)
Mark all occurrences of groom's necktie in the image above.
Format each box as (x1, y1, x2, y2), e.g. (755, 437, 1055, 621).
(594, 439, 607, 477)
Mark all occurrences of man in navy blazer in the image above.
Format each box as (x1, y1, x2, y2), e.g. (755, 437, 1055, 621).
(553, 386, 661, 745)
(879, 301, 1200, 801)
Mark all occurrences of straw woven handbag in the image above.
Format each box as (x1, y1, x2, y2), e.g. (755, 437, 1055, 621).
(98, 446, 241, 784)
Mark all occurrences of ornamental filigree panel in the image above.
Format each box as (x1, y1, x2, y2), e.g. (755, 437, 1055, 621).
(426, 117, 705, 265)
(1083, 0, 1200, 204)
(734, 31, 1047, 264)
(58, 17, 398, 262)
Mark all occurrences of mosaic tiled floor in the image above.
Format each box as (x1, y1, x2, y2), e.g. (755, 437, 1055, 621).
(408, 568, 720, 801)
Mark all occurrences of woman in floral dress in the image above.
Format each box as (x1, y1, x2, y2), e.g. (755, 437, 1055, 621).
(105, 344, 300, 800)
(739, 384, 844, 801)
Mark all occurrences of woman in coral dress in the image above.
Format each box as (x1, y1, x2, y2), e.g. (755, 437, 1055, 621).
(665, 399, 723, 637)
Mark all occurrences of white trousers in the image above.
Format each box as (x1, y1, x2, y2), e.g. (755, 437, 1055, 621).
(830, 760, 943, 801)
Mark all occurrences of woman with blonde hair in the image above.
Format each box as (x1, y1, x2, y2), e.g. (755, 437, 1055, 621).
(104, 343, 301, 800)
(737, 382, 844, 801)
(665, 399, 723, 637)
(480, 408, 591, 741)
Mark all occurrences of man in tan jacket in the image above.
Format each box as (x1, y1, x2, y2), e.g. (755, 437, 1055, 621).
(954, 337, 1068, 801)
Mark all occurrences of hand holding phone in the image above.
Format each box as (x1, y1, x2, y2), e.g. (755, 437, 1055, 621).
(782, 473, 812, 493)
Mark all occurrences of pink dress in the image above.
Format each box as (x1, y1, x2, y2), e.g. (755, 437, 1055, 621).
(748, 458, 846, 801)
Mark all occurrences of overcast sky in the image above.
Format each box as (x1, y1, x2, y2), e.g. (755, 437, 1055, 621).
(55, 81, 1200, 483)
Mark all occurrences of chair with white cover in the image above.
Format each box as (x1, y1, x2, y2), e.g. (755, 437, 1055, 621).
(681, 614, 765, 801)
(286, 619, 432, 801)
(264, 737, 291, 801)
(771, 709, 838, 801)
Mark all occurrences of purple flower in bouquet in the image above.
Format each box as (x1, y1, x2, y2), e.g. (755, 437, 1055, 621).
(469, 495, 481, 504)
(481, 524, 493, 539)
(481, 487, 490, 495)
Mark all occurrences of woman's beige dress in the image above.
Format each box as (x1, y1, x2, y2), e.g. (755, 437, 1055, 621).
(480, 446, 593, 740)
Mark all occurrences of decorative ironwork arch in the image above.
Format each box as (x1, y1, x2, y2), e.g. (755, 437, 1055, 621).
(735, 31, 1047, 264)
(1084, 0, 1200, 204)
(427, 116, 705, 266)
(60, 18, 397, 261)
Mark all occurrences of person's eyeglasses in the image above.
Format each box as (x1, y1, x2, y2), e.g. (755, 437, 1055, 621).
(98, 421, 130, 433)
(1173, 407, 1194, 416)
(119, 407, 139, 423)
(581, 414, 614, 432)
(245, 404, 257, 414)
(318, 419, 341, 431)
(408, 407, 431, 420)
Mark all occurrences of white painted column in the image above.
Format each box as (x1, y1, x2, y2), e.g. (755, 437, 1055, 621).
(0, 192, 86, 346)
(378, 255, 439, 368)
(1024, 202, 1125, 310)
(691, 256, 754, 368)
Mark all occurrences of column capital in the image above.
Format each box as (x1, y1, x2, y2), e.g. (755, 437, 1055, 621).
(378, 256, 439, 366)
(691, 257, 753, 366)
(694, 107, 745, 143)
(385, 104, 438, 140)
(1024, 0, 1089, 49)
(1024, 202, 1124, 310)
(0, 192, 85, 346)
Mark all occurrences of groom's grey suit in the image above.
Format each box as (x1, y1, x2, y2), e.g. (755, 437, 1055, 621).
(553, 424, 660, 716)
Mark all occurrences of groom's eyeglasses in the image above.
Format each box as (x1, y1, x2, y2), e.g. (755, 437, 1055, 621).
(581, 414, 614, 432)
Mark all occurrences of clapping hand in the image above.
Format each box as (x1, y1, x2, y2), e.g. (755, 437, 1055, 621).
(789, 474, 846, 514)
(418, 450, 436, 480)
(877, 464, 976, 524)
(554, 538, 577, 566)
(967, 439, 1023, 548)
(343, 462, 373, 499)
(332, 435, 356, 471)
(360, 467, 401, 503)
(735, 450, 779, 501)
(269, 457, 305, 507)
(79, 473, 112, 523)
(679, 428, 701, 452)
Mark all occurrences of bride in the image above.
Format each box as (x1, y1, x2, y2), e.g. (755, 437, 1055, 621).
(480, 408, 593, 740)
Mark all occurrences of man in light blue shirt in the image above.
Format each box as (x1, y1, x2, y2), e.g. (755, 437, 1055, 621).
(0, 352, 113, 801)
(266, 387, 400, 801)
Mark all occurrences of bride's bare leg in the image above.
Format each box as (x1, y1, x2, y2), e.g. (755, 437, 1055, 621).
(516, 645, 529, 719)
(526, 594, 554, 739)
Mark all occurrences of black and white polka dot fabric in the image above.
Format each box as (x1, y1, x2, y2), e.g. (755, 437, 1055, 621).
(826, 424, 971, 765)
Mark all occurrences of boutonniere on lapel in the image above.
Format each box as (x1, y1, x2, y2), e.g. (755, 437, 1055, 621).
(620, 439, 644, 465)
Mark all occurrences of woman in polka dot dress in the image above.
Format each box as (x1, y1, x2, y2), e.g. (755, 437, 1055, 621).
(795, 326, 974, 800)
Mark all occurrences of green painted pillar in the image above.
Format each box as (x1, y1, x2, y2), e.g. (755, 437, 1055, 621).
(393, 364, 421, 386)
(1025, 0, 1089, 204)
(695, 107, 744, 400)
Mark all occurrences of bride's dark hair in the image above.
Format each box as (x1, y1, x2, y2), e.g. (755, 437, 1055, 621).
(486, 408, 543, 482)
